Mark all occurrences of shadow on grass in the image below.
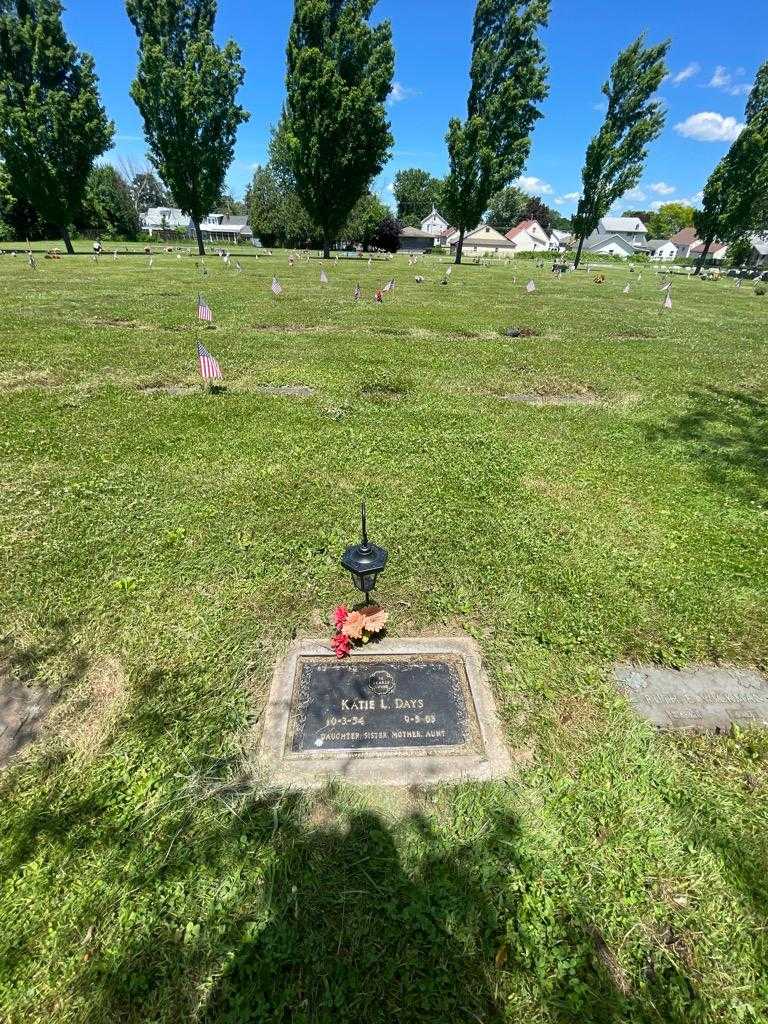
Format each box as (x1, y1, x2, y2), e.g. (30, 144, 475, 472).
(649, 387, 768, 504)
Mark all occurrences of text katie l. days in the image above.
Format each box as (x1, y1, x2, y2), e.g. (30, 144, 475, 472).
(340, 697, 425, 712)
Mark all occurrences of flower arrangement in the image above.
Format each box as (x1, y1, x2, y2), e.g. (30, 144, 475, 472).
(330, 604, 389, 658)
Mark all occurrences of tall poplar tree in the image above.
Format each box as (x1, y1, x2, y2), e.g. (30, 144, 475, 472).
(283, 0, 394, 259)
(0, 0, 113, 253)
(126, 0, 248, 255)
(442, 0, 550, 265)
(571, 35, 668, 269)
(693, 60, 768, 272)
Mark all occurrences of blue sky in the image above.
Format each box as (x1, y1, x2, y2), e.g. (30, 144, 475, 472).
(62, 0, 765, 216)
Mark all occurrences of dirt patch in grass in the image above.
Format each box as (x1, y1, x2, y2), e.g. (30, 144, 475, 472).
(500, 326, 540, 338)
(0, 679, 54, 768)
(496, 389, 600, 407)
(613, 330, 654, 340)
(138, 383, 201, 396)
(55, 657, 128, 757)
(254, 384, 316, 398)
(84, 316, 154, 331)
(0, 369, 64, 393)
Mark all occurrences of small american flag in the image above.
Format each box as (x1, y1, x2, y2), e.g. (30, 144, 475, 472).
(197, 341, 222, 380)
(235, 261, 242, 273)
(320, 269, 329, 284)
(623, 284, 630, 294)
(664, 293, 673, 310)
(383, 278, 395, 293)
(271, 277, 283, 296)
(526, 280, 536, 293)
(446, 265, 452, 277)
(197, 294, 213, 322)
(354, 283, 361, 301)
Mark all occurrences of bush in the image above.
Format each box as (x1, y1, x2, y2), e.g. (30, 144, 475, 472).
(755, 284, 766, 296)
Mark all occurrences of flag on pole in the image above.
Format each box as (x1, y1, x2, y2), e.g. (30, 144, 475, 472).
(367, 257, 372, 269)
(148, 257, 154, 269)
(526, 280, 536, 293)
(271, 277, 283, 296)
(664, 293, 672, 309)
(197, 294, 213, 322)
(320, 269, 329, 284)
(28, 254, 36, 269)
(197, 341, 222, 380)
(446, 265, 452, 276)
(354, 283, 361, 301)
(383, 278, 395, 293)
(623, 284, 630, 294)
(235, 261, 242, 273)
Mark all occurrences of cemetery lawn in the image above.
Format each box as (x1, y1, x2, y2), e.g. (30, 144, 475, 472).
(2, 245, 768, 1023)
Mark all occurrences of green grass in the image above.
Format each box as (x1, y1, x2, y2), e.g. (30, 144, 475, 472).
(1, 245, 767, 1023)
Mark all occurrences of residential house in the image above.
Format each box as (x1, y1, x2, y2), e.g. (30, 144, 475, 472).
(504, 219, 550, 252)
(583, 233, 637, 259)
(647, 239, 678, 262)
(453, 223, 517, 255)
(548, 229, 571, 252)
(690, 239, 728, 263)
(420, 208, 455, 247)
(670, 226, 699, 259)
(141, 207, 190, 235)
(584, 216, 648, 254)
(197, 214, 253, 244)
(398, 226, 434, 253)
(748, 234, 768, 268)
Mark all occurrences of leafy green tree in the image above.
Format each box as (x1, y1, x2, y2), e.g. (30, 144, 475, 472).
(392, 168, 444, 227)
(0, 160, 52, 240)
(344, 192, 390, 250)
(283, 0, 394, 258)
(693, 62, 768, 272)
(80, 165, 140, 239)
(129, 169, 172, 212)
(647, 201, 694, 238)
(248, 162, 316, 248)
(485, 185, 526, 232)
(442, 0, 550, 264)
(126, 0, 249, 255)
(0, 0, 114, 253)
(572, 35, 669, 268)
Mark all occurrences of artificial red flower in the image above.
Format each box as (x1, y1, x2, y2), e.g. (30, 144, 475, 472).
(330, 632, 352, 659)
(333, 605, 349, 629)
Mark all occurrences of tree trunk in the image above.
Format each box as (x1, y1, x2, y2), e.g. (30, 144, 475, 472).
(193, 219, 206, 256)
(323, 235, 330, 259)
(61, 226, 74, 256)
(454, 226, 465, 265)
(693, 237, 713, 275)
(573, 234, 586, 269)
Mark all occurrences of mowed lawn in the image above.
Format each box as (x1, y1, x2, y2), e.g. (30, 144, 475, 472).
(1, 245, 767, 1023)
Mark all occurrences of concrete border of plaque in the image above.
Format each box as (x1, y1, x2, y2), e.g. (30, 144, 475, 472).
(258, 636, 512, 788)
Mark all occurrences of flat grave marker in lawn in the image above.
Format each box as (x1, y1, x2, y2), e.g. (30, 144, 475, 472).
(258, 637, 512, 788)
(615, 663, 768, 733)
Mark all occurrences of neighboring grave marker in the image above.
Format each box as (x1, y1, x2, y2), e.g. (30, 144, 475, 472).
(615, 663, 768, 733)
(258, 637, 512, 788)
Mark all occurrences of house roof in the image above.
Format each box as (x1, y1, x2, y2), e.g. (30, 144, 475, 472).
(464, 223, 516, 245)
(585, 233, 635, 253)
(505, 219, 547, 240)
(690, 240, 727, 255)
(399, 226, 434, 238)
(670, 226, 698, 245)
(599, 216, 647, 234)
(421, 207, 448, 224)
(647, 239, 676, 250)
(549, 229, 569, 241)
(750, 234, 768, 256)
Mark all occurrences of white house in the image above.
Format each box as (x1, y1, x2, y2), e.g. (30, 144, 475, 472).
(141, 207, 190, 235)
(548, 229, 571, 252)
(670, 227, 699, 258)
(690, 239, 728, 263)
(453, 223, 517, 254)
(197, 214, 253, 243)
(647, 239, 678, 262)
(583, 234, 637, 259)
(504, 219, 550, 252)
(748, 234, 768, 268)
(586, 216, 648, 252)
(421, 207, 449, 237)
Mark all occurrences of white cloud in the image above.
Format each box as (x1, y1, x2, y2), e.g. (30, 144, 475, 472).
(672, 62, 700, 85)
(709, 65, 731, 88)
(388, 81, 418, 105)
(515, 175, 553, 195)
(674, 111, 744, 142)
(593, 99, 608, 113)
(385, 182, 395, 194)
(650, 181, 676, 195)
(729, 83, 753, 96)
(624, 187, 646, 202)
(650, 201, 666, 211)
(708, 65, 753, 96)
